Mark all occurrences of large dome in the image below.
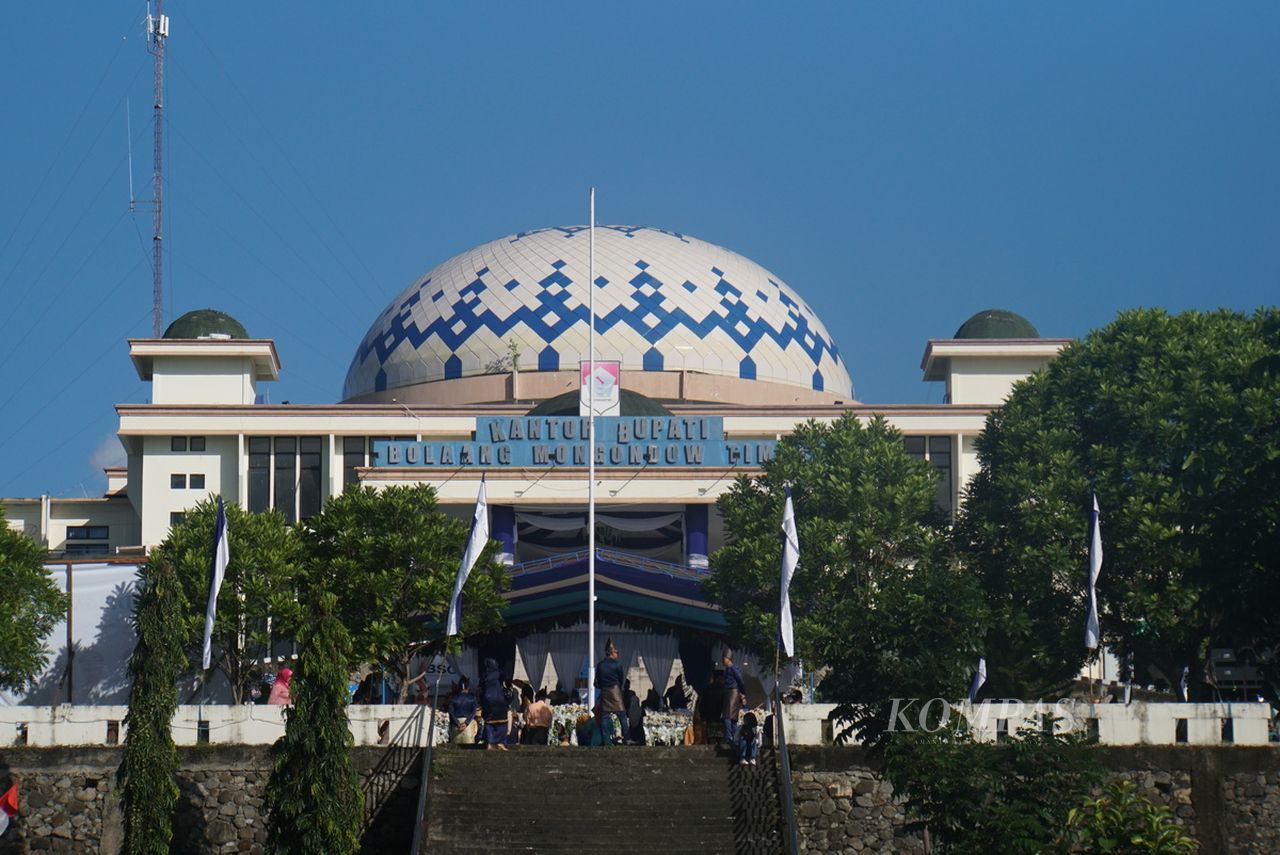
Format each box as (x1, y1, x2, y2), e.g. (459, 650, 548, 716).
(343, 225, 852, 404)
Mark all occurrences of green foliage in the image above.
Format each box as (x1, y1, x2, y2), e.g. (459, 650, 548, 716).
(956, 308, 1280, 699)
(155, 499, 304, 702)
(705, 415, 987, 741)
(1053, 779, 1197, 854)
(265, 591, 363, 855)
(0, 505, 66, 692)
(118, 558, 186, 855)
(300, 484, 508, 702)
(882, 720, 1102, 855)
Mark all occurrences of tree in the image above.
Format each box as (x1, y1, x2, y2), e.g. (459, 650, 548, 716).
(265, 591, 362, 855)
(300, 485, 508, 703)
(705, 415, 987, 741)
(118, 557, 186, 855)
(1053, 779, 1197, 855)
(956, 308, 1280, 699)
(158, 499, 304, 703)
(883, 720, 1101, 855)
(0, 505, 67, 693)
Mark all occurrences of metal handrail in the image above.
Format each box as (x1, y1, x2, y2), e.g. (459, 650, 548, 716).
(361, 704, 427, 832)
(408, 692, 441, 855)
(774, 686, 800, 855)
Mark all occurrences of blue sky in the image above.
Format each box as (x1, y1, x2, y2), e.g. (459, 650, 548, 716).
(1, 3, 1277, 498)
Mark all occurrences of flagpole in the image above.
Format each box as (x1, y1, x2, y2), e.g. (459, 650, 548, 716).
(586, 187, 597, 706)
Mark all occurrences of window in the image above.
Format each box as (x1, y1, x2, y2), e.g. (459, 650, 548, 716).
(190, 436, 206, 452)
(171, 437, 187, 452)
(190, 474, 206, 490)
(274, 437, 297, 523)
(903, 435, 955, 516)
(65, 542, 109, 556)
(172, 436, 206, 452)
(170, 512, 186, 527)
(343, 436, 367, 487)
(66, 525, 109, 540)
(248, 438, 270, 513)
(170, 474, 187, 489)
(299, 437, 322, 520)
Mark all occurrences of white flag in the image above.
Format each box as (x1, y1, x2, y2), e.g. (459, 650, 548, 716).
(780, 489, 799, 658)
(201, 498, 230, 670)
(968, 657, 987, 705)
(1083, 492, 1103, 650)
(446, 478, 489, 637)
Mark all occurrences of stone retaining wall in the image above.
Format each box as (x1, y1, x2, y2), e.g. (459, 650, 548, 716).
(787, 746, 1280, 855)
(0, 747, 416, 855)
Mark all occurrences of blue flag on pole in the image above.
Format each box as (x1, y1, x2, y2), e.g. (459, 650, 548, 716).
(968, 657, 987, 705)
(1084, 491, 1103, 650)
(447, 478, 489, 637)
(201, 497, 230, 670)
(780, 488, 799, 658)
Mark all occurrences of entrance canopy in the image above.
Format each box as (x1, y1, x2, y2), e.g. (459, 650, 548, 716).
(503, 548, 725, 633)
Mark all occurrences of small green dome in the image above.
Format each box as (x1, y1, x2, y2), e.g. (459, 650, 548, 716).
(954, 309, 1039, 339)
(162, 309, 249, 340)
(526, 389, 673, 417)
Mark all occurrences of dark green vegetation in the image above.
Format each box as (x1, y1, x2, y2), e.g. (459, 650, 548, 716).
(300, 484, 508, 702)
(957, 307, 1280, 699)
(0, 505, 67, 692)
(118, 557, 185, 855)
(265, 592, 363, 855)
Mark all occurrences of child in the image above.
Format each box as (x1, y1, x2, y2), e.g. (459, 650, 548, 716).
(736, 711, 762, 766)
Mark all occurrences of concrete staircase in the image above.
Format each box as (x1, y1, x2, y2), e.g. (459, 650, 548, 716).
(425, 745, 783, 854)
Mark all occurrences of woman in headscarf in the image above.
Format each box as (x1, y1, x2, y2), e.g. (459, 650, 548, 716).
(267, 668, 293, 705)
(479, 656, 509, 750)
(594, 638, 627, 743)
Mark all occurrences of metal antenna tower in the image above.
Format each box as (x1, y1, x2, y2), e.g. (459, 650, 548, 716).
(146, 1, 169, 337)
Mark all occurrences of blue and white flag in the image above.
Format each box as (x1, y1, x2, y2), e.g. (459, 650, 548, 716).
(1084, 492, 1103, 650)
(968, 657, 987, 705)
(201, 498, 230, 670)
(780, 488, 799, 658)
(446, 478, 489, 637)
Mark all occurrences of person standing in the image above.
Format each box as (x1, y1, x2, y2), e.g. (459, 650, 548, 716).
(721, 649, 746, 745)
(594, 638, 628, 743)
(267, 668, 293, 705)
(479, 657, 509, 751)
(623, 679, 644, 744)
(448, 677, 478, 744)
(524, 689, 553, 745)
(664, 675, 690, 711)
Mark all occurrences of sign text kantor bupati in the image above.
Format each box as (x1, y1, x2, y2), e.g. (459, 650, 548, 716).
(373, 416, 775, 469)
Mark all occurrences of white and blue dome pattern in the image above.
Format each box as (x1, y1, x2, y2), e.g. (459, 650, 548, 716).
(343, 225, 852, 401)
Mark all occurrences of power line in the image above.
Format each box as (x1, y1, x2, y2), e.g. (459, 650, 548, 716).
(181, 11, 386, 299)
(0, 34, 131, 263)
(0, 57, 149, 333)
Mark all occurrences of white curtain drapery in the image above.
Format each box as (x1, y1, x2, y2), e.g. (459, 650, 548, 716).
(634, 632, 679, 696)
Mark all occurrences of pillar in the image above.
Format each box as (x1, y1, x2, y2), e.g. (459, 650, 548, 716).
(492, 505, 517, 566)
(686, 503, 709, 569)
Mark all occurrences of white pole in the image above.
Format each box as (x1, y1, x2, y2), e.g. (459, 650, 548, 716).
(586, 188, 597, 707)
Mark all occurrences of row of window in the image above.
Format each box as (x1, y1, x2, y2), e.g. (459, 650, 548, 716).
(171, 436, 207, 452)
(248, 437, 323, 523)
(903, 435, 954, 515)
(65, 524, 110, 556)
(171, 473, 206, 489)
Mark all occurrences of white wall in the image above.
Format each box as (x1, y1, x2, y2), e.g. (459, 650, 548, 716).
(139, 434, 239, 546)
(0, 705, 450, 747)
(150, 355, 258, 405)
(948, 355, 1051, 405)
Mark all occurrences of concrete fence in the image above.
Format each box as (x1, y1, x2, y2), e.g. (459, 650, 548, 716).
(777, 700, 1274, 746)
(0, 700, 1271, 747)
(0, 704, 449, 748)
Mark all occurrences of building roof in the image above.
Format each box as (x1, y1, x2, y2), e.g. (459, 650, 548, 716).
(954, 309, 1039, 339)
(343, 225, 852, 403)
(526, 389, 673, 417)
(162, 309, 249, 340)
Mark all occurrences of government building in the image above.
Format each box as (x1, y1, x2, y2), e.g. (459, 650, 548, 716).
(2, 224, 1066, 703)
